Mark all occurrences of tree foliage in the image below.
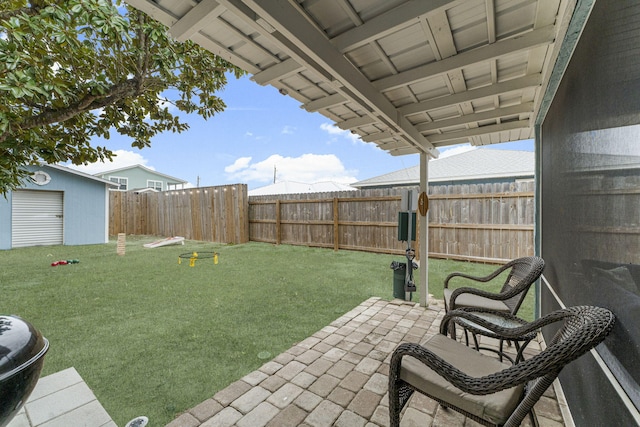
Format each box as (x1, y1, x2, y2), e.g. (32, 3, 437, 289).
(0, 0, 245, 193)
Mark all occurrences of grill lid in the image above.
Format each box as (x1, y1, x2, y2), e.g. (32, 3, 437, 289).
(0, 315, 48, 381)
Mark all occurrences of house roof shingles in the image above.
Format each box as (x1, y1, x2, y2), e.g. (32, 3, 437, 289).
(352, 148, 534, 188)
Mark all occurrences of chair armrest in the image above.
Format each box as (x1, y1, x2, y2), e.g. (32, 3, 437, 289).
(444, 263, 513, 289)
(440, 308, 536, 338)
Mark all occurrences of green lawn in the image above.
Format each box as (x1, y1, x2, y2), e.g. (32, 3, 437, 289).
(0, 237, 533, 425)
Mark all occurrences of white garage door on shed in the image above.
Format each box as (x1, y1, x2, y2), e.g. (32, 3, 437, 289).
(12, 190, 64, 248)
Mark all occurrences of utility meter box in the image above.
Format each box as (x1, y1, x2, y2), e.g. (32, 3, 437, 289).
(397, 212, 416, 242)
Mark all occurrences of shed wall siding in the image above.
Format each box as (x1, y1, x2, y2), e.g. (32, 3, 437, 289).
(0, 165, 110, 249)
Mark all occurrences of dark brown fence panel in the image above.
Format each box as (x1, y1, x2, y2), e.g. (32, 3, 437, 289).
(109, 184, 249, 244)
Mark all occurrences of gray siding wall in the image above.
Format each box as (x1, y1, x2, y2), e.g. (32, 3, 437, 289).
(97, 168, 183, 191)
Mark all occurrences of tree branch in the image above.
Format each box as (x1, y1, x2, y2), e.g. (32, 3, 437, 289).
(0, 1, 47, 21)
(0, 77, 161, 144)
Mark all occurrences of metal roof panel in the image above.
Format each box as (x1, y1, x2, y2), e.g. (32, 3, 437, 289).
(126, 0, 573, 157)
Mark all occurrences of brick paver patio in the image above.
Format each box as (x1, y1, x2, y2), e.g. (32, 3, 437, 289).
(166, 297, 568, 427)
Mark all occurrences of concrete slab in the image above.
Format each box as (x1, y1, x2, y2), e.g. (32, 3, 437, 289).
(6, 367, 116, 427)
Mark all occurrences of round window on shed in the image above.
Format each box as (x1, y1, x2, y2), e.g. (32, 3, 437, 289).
(31, 171, 51, 186)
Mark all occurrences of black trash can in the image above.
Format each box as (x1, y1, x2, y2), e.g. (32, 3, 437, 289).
(390, 261, 407, 299)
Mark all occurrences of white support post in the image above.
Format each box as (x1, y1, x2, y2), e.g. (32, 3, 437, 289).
(419, 153, 429, 307)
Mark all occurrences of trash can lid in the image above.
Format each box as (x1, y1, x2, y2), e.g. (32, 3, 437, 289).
(0, 315, 48, 381)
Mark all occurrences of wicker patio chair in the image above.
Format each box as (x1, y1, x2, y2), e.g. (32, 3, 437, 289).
(389, 305, 615, 427)
(444, 256, 545, 314)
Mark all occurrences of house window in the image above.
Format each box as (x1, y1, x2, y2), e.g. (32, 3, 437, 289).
(147, 180, 163, 191)
(109, 176, 128, 191)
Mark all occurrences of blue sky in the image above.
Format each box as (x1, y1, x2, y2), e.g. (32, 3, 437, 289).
(67, 74, 533, 190)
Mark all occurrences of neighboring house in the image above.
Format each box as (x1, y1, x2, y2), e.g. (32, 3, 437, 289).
(249, 181, 357, 196)
(351, 148, 534, 190)
(94, 164, 188, 192)
(0, 164, 116, 249)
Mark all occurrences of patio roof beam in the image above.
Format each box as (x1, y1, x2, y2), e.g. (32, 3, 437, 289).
(415, 102, 534, 133)
(361, 131, 394, 143)
(302, 93, 348, 112)
(125, 0, 260, 73)
(330, 0, 456, 53)
(251, 58, 304, 86)
(243, 0, 439, 157)
(335, 115, 377, 130)
(399, 73, 542, 117)
(373, 24, 555, 92)
(427, 120, 529, 143)
(388, 146, 420, 156)
(378, 139, 414, 150)
(169, 0, 225, 42)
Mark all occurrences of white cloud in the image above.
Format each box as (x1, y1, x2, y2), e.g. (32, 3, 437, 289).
(224, 157, 252, 173)
(320, 123, 362, 144)
(281, 125, 295, 134)
(63, 150, 154, 175)
(225, 153, 357, 185)
(438, 143, 476, 158)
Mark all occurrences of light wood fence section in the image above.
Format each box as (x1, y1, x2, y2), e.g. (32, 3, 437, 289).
(109, 182, 534, 263)
(249, 182, 535, 263)
(249, 189, 409, 255)
(427, 181, 535, 262)
(109, 184, 249, 244)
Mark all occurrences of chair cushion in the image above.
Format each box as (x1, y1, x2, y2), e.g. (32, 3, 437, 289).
(444, 288, 511, 312)
(399, 334, 524, 425)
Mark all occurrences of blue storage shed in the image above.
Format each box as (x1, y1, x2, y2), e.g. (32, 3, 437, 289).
(0, 164, 117, 249)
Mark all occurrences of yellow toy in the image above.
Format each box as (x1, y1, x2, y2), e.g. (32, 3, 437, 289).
(178, 251, 219, 267)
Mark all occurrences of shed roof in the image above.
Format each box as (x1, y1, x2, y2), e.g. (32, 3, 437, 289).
(43, 164, 118, 187)
(352, 148, 534, 188)
(125, 0, 575, 158)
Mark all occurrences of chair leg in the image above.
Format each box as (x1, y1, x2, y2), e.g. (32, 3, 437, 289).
(389, 380, 414, 427)
(389, 380, 401, 427)
(472, 333, 480, 351)
(529, 408, 540, 427)
(448, 322, 457, 340)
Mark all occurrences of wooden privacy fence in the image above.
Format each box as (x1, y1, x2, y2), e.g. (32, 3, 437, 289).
(109, 182, 534, 263)
(427, 182, 534, 262)
(249, 189, 409, 255)
(109, 184, 249, 244)
(248, 182, 535, 263)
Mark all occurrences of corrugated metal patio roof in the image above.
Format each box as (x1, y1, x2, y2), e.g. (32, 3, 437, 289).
(124, 0, 574, 159)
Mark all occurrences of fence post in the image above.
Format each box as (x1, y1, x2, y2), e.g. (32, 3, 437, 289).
(275, 199, 281, 245)
(333, 198, 339, 251)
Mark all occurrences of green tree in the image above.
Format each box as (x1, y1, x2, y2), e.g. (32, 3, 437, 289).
(0, 0, 245, 193)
